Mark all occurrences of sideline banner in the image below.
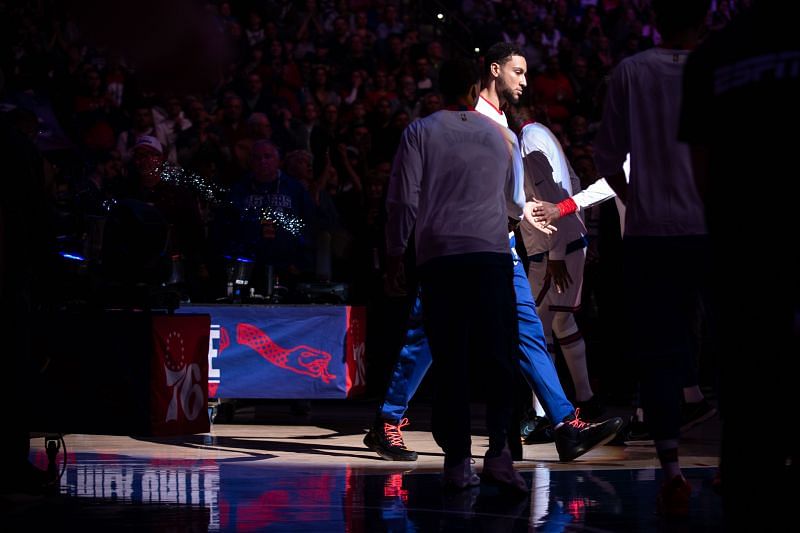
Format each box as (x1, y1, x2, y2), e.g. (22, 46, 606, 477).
(151, 314, 211, 435)
(28, 311, 210, 436)
(179, 305, 366, 399)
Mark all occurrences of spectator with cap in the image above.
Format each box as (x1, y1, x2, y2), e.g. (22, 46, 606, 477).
(114, 135, 208, 299)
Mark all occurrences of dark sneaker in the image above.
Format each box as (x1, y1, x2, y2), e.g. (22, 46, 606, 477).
(623, 419, 654, 446)
(680, 399, 717, 432)
(363, 418, 418, 461)
(554, 409, 624, 462)
(656, 475, 691, 519)
(622, 399, 717, 445)
(574, 395, 605, 421)
(520, 414, 554, 444)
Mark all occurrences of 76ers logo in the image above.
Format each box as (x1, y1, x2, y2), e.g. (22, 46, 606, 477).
(164, 331, 204, 422)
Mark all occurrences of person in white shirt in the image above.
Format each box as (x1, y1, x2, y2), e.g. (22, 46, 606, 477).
(529, 152, 717, 446)
(515, 105, 602, 427)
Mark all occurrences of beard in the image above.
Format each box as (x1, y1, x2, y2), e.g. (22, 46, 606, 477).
(500, 85, 520, 106)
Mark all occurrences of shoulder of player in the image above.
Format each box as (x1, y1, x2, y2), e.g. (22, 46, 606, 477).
(521, 122, 554, 147)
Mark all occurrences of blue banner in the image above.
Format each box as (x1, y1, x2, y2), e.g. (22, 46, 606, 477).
(179, 305, 349, 399)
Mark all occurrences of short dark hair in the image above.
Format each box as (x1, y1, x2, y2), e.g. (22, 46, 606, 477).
(483, 42, 525, 81)
(438, 58, 480, 104)
(652, 0, 710, 38)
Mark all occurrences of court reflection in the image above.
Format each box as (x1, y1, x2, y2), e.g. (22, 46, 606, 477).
(26, 450, 721, 531)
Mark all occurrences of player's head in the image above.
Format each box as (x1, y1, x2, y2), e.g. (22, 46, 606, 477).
(652, 0, 711, 39)
(483, 42, 527, 106)
(439, 58, 481, 106)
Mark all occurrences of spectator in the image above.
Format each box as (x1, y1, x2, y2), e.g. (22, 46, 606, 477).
(227, 140, 316, 289)
(530, 55, 575, 125)
(116, 102, 173, 163)
(121, 136, 206, 290)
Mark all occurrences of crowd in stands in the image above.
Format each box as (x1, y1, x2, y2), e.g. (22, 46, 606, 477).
(0, 0, 743, 321)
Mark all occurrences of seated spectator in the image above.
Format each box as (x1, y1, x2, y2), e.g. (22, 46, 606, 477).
(530, 55, 575, 125)
(412, 91, 442, 121)
(71, 149, 121, 220)
(246, 112, 273, 141)
(175, 104, 226, 173)
(241, 72, 272, 116)
(215, 92, 249, 152)
(226, 140, 316, 292)
(114, 135, 208, 299)
(116, 102, 173, 164)
(306, 65, 341, 109)
(283, 149, 340, 281)
(155, 96, 192, 148)
(72, 68, 117, 152)
(365, 69, 398, 110)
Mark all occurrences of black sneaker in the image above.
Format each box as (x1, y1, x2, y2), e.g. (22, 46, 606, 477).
(520, 414, 554, 444)
(554, 409, 623, 461)
(622, 419, 653, 446)
(574, 395, 605, 421)
(363, 418, 418, 461)
(621, 400, 718, 445)
(680, 399, 717, 432)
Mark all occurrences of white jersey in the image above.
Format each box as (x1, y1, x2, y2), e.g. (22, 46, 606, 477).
(593, 47, 706, 237)
(475, 95, 508, 127)
(385, 108, 525, 266)
(518, 122, 587, 258)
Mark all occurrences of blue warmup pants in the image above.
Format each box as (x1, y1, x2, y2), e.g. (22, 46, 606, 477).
(380, 235, 574, 424)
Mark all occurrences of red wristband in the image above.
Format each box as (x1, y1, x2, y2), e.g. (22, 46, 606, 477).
(556, 197, 577, 217)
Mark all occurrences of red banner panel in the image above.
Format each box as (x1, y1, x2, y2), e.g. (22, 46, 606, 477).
(150, 314, 211, 435)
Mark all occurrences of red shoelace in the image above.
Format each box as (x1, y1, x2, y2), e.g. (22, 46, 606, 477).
(566, 408, 590, 430)
(384, 418, 411, 447)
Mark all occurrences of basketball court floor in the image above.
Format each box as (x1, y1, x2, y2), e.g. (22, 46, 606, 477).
(7, 399, 723, 531)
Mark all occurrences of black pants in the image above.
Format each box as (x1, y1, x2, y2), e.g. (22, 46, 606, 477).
(419, 252, 518, 465)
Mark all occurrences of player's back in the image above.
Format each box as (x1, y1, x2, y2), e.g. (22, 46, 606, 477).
(409, 109, 516, 265)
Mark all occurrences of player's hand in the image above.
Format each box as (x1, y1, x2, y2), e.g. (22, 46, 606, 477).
(383, 255, 407, 297)
(530, 200, 562, 227)
(523, 201, 557, 234)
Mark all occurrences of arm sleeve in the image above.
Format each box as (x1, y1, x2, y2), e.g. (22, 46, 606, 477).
(572, 177, 617, 210)
(385, 124, 422, 257)
(593, 62, 631, 177)
(507, 133, 526, 219)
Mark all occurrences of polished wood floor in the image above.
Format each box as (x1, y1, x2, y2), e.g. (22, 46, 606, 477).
(6, 399, 724, 531)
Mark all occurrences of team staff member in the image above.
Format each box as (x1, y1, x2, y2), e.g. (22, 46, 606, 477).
(385, 57, 527, 491)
